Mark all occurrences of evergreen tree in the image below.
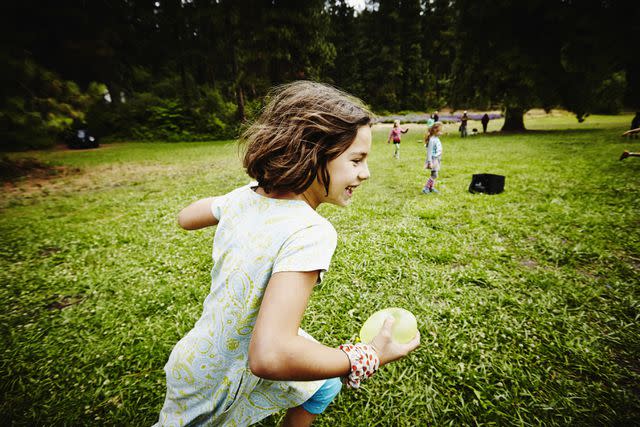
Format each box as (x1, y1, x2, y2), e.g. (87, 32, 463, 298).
(398, 0, 424, 110)
(326, 1, 365, 96)
(421, 0, 457, 109)
(451, 0, 629, 130)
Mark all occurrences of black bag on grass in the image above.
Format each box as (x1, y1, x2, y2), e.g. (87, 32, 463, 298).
(469, 173, 505, 194)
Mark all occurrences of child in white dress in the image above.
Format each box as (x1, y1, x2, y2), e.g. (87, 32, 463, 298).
(423, 121, 444, 194)
(155, 81, 420, 426)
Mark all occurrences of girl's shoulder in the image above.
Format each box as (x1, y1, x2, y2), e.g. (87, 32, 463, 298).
(221, 183, 334, 229)
(214, 182, 254, 206)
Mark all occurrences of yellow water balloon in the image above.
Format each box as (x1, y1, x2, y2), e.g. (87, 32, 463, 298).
(359, 307, 418, 344)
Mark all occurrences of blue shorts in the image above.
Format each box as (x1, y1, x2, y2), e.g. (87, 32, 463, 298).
(301, 377, 342, 415)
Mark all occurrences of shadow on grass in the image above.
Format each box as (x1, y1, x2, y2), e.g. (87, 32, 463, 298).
(0, 157, 59, 182)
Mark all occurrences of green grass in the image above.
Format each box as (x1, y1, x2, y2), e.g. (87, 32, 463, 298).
(1, 113, 639, 426)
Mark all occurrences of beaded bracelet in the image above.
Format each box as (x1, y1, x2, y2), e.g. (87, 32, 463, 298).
(338, 343, 380, 389)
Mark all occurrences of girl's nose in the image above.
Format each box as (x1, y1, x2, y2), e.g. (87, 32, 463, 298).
(359, 163, 370, 180)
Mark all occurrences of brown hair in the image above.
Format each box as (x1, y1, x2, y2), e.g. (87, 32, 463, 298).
(425, 121, 443, 143)
(241, 81, 372, 195)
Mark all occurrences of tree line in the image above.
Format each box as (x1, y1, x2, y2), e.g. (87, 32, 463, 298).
(1, 0, 637, 150)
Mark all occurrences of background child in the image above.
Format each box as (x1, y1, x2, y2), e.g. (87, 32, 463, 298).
(620, 150, 640, 160)
(423, 121, 444, 194)
(387, 119, 409, 159)
(481, 113, 490, 133)
(459, 111, 469, 138)
(629, 112, 640, 139)
(155, 81, 420, 427)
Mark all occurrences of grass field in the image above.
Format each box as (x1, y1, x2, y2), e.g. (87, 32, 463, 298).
(1, 112, 639, 426)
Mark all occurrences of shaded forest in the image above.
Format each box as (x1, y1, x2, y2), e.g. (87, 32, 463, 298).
(1, 0, 637, 149)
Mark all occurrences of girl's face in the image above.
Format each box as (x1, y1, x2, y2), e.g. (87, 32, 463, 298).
(304, 125, 372, 208)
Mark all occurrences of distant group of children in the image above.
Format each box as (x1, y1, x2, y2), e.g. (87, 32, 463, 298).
(385, 110, 497, 195)
(387, 118, 444, 194)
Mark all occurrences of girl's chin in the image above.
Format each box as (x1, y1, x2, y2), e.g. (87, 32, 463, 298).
(341, 196, 354, 206)
(328, 196, 351, 207)
(323, 189, 354, 207)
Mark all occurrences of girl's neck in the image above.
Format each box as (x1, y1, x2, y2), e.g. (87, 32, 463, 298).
(254, 186, 318, 210)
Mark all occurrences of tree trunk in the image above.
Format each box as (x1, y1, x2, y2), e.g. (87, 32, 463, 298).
(235, 85, 245, 122)
(231, 45, 245, 122)
(501, 106, 526, 131)
(179, 62, 190, 103)
(226, 4, 245, 122)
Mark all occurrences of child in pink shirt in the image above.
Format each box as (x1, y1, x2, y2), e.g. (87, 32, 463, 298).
(387, 120, 409, 159)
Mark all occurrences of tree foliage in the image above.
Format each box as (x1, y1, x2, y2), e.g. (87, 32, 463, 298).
(0, 0, 636, 148)
(0, 54, 105, 150)
(451, 0, 636, 130)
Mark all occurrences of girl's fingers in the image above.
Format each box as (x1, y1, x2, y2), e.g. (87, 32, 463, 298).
(404, 331, 421, 353)
(380, 316, 395, 332)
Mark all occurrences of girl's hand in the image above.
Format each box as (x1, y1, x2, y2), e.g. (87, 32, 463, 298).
(369, 317, 420, 367)
(426, 162, 432, 169)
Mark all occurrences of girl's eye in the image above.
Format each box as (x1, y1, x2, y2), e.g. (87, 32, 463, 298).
(352, 159, 361, 165)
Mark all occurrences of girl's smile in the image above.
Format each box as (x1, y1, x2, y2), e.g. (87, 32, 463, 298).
(303, 125, 371, 208)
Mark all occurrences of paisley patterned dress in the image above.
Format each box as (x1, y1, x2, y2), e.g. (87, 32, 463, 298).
(155, 184, 338, 426)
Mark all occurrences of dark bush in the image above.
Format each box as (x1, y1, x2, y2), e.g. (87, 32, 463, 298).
(592, 72, 626, 115)
(0, 56, 104, 151)
(87, 86, 238, 142)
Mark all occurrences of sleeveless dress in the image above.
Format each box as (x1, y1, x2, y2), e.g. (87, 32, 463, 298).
(155, 184, 338, 426)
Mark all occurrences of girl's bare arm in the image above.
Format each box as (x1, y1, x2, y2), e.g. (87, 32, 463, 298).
(249, 271, 420, 381)
(177, 197, 220, 230)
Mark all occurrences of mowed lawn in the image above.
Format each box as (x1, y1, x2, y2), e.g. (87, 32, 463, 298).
(1, 112, 639, 426)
